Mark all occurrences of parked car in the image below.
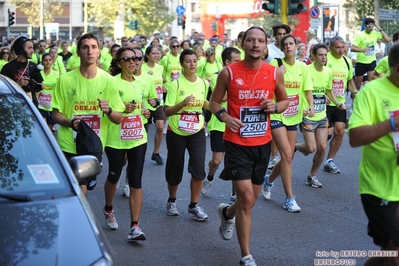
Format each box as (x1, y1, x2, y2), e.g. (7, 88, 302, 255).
(0, 75, 114, 266)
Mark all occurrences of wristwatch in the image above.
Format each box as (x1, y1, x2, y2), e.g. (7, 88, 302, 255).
(107, 107, 113, 115)
(274, 105, 279, 113)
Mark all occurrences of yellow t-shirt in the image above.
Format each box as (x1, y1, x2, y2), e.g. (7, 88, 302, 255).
(196, 60, 223, 82)
(38, 69, 59, 111)
(375, 56, 390, 76)
(66, 54, 81, 71)
(52, 68, 125, 153)
(106, 74, 147, 149)
(352, 30, 382, 64)
(133, 73, 158, 122)
(159, 53, 181, 92)
(165, 75, 209, 136)
(0, 59, 9, 71)
(270, 59, 312, 126)
(326, 53, 354, 105)
(141, 62, 164, 107)
(348, 76, 399, 201)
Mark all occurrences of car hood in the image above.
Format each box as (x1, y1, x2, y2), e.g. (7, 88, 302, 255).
(0, 196, 112, 266)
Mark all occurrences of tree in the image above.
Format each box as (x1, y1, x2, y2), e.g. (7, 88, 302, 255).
(88, 0, 175, 36)
(343, 0, 399, 37)
(8, 0, 63, 27)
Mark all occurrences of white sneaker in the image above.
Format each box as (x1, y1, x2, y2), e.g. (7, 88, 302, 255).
(262, 175, 274, 200)
(188, 204, 209, 221)
(240, 254, 257, 266)
(218, 203, 235, 240)
(122, 184, 130, 198)
(283, 196, 301, 212)
(201, 179, 213, 195)
(267, 155, 280, 169)
(166, 202, 179, 216)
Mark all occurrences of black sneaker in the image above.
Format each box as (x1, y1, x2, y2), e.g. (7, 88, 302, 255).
(151, 153, 164, 165)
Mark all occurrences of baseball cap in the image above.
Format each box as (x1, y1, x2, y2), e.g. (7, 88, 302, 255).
(153, 30, 160, 35)
(305, 29, 316, 37)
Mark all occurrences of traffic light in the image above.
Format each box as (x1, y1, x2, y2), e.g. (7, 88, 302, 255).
(288, 0, 307, 15)
(211, 20, 217, 31)
(8, 9, 15, 27)
(182, 16, 186, 30)
(128, 20, 139, 30)
(262, 0, 279, 14)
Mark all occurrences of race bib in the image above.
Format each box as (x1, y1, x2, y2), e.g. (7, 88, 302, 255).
(390, 110, 399, 151)
(240, 106, 267, 137)
(156, 86, 163, 99)
(120, 115, 143, 140)
(73, 114, 101, 140)
(313, 94, 326, 113)
(171, 71, 180, 81)
(178, 112, 200, 133)
(283, 94, 299, 117)
(332, 79, 345, 97)
(37, 92, 52, 109)
(365, 44, 375, 56)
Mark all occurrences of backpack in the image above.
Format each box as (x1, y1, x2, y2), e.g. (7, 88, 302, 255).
(75, 121, 103, 190)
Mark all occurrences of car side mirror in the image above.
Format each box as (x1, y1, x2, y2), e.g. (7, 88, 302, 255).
(69, 155, 102, 182)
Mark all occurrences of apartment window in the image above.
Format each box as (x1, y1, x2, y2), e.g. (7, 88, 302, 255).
(191, 3, 196, 13)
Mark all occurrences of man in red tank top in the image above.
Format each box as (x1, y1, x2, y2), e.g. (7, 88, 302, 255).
(210, 27, 289, 266)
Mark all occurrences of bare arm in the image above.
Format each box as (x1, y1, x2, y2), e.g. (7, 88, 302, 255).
(371, 69, 382, 80)
(97, 98, 122, 124)
(272, 69, 289, 113)
(52, 108, 74, 128)
(164, 94, 195, 117)
(350, 44, 367, 53)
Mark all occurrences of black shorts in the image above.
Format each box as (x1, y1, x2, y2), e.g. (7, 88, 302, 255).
(355, 61, 376, 77)
(326, 105, 346, 127)
(63, 151, 98, 190)
(165, 129, 206, 185)
(361, 194, 399, 247)
(270, 120, 298, 131)
(210, 131, 225, 153)
(39, 109, 55, 125)
(223, 141, 271, 185)
(149, 106, 165, 124)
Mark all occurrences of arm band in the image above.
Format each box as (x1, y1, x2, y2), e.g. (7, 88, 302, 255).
(215, 108, 227, 122)
(390, 117, 397, 132)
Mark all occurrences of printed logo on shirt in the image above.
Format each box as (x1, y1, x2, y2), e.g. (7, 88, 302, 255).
(70, 88, 76, 98)
(382, 99, 391, 110)
(119, 90, 124, 98)
(179, 90, 184, 96)
(235, 78, 244, 87)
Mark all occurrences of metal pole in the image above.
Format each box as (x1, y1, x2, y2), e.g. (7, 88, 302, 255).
(84, 0, 88, 33)
(40, 0, 44, 39)
(7, 9, 10, 39)
(69, 0, 72, 41)
(281, 0, 288, 24)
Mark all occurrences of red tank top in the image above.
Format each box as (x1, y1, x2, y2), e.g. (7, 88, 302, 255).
(223, 61, 277, 146)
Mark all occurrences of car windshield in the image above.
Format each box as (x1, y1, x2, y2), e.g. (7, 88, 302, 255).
(0, 93, 71, 200)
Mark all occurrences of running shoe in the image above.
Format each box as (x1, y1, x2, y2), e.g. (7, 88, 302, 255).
(218, 203, 235, 240)
(104, 209, 118, 230)
(122, 184, 130, 198)
(151, 153, 164, 165)
(127, 225, 146, 241)
(324, 159, 341, 174)
(267, 155, 280, 169)
(262, 175, 274, 200)
(166, 202, 179, 216)
(306, 175, 323, 188)
(188, 204, 208, 221)
(283, 196, 301, 212)
(201, 179, 213, 195)
(240, 254, 257, 266)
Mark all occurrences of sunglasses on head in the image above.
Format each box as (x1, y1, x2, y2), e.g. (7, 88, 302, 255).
(119, 56, 142, 62)
(171, 45, 180, 48)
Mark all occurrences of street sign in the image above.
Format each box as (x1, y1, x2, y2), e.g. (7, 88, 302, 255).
(310, 18, 320, 30)
(310, 6, 320, 18)
(45, 23, 59, 33)
(379, 8, 399, 21)
(176, 5, 185, 15)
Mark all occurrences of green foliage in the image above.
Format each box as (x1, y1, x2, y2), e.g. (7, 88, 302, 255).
(8, 0, 63, 27)
(88, 0, 175, 36)
(247, 13, 299, 34)
(343, 0, 399, 37)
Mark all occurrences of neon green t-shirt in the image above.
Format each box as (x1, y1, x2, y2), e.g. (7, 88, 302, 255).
(196, 60, 223, 82)
(207, 73, 226, 132)
(133, 73, 157, 122)
(52, 68, 125, 154)
(159, 53, 181, 92)
(270, 59, 312, 126)
(0, 59, 9, 71)
(106, 74, 147, 149)
(375, 56, 390, 76)
(165, 76, 209, 136)
(67, 54, 81, 71)
(352, 30, 382, 64)
(235, 46, 245, 60)
(38, 69, 59, 111)
(306, 63, 332, 121)
(348, 76, 399, 201)
(326, 53, 354, 105)
(53, 56, 66, 75)
(141, 62, 164, 107)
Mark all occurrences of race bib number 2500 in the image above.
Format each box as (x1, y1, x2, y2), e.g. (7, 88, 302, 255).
(240, 106, 267, 137)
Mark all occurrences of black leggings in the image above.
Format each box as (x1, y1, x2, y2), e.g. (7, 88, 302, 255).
(105, 143, 147, 189)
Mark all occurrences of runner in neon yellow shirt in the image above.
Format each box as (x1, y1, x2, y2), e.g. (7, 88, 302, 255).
(103, 47, 150, 240)
(159, 39, 181, 98)
(142, 46, 166, 165)
(348, 43, 399, 265)
(49, 46, 66, 75)
(196, 47, 223, 82)
(0, 47, 11, 71)
(38, 53, 59, 131)
(372, 30, 399, 80)
(263, 34, 313, 212)
(295, 44, 344, 188)
(164, 49, 210, 221)
(52, 33, 124, 195)
(351, 17, 390, 90)
(66, 54, 80, 71)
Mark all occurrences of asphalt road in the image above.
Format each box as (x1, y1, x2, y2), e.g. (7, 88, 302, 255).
(85, 118, 379, 266)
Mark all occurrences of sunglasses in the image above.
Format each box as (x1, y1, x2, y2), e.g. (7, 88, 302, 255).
(39, 45, 46, 48)
(171, 45, 180, 48)
(2, 51, 10, 55)
(119, 56, 143, 62)
(366, 25, 374, 29)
